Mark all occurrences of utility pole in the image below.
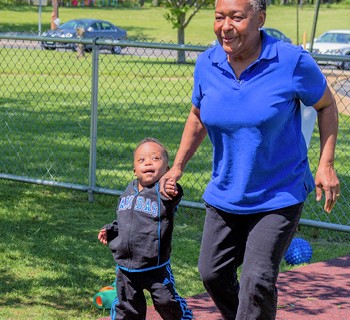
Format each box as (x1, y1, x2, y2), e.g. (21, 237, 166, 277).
(38, 0, 42, 35)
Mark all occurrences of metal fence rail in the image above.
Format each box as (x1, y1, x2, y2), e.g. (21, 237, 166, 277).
(1, 34, 349, 238)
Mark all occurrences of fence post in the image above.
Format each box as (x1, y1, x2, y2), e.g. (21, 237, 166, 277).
(88, 42, 99, 202)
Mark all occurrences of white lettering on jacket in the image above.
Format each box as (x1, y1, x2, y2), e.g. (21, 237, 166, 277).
(118, 195, 158, 217)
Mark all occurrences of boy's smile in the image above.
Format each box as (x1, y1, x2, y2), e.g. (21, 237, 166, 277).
(133, 141, 169, 190)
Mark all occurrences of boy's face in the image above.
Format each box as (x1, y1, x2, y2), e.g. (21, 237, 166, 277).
(133, 141, 168, 188)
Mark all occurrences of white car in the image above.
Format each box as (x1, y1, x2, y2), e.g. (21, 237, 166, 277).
(306, 30, 350, 70)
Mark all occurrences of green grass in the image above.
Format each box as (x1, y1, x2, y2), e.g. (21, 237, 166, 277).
(0, 179, 349, 319)
(0, 3, 350, 45)
(0, 45, 207, 194)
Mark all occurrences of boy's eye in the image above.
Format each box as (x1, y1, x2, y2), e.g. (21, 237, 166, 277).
(152, 156, 160, 161)
(138, 158, 144, 163)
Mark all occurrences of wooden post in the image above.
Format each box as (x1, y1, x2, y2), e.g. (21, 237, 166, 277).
(76, 27, 86, 58)
(51, 0, 59, 30)
(303, 31, 307, 49)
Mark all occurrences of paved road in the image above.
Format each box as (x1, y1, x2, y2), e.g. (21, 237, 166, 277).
(0, 32, 204, 60)
(98, 255, 350, 320)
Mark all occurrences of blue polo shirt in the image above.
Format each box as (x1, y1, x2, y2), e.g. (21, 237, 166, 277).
(192, 31, 326, 214)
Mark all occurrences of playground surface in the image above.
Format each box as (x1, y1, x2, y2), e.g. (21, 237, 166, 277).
(99, 254, 350, 320)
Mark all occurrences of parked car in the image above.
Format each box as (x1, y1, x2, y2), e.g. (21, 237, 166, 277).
(262, 27, 292, 43)
(41, 19, 127, 54)
(306, 30, 350, 70)
(210, 27, 291, 46)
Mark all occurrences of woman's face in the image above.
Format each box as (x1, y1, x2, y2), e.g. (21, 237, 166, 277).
(214, 0, 266, 57)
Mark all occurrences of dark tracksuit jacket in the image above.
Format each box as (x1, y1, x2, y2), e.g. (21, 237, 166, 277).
(104, 179, 183, 272)
(104, 180, 193, 320)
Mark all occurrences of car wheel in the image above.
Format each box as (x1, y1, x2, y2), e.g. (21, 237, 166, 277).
(41, 44, 55, 50)
(340, 54, 350, 70)
(111, 46, 122, 54)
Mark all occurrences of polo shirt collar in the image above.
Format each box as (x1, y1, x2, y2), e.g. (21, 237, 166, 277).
(209, 30, 278, 68)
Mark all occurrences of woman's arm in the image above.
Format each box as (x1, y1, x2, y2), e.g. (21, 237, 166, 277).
(313, 85, 340, 213)
(160, 105, 207, 198)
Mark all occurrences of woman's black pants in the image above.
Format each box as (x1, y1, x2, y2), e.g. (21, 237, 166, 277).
(198, 203, 303, 320)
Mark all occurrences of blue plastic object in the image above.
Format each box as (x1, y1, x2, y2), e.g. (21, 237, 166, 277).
(284, 237, 313, 265)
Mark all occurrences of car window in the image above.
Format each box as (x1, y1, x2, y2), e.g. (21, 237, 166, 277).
(77, 22, 89, 29)
(336, 34, 350, 43)
(319, 33, 350, 43)
(60, 21, 77, 29)
(319, 33, 337, 43)
(60, 20, 89, 30)
(272, 31, 281, 39)
(87, 23, 100, 32)
(264, 29, 285, 41)
(101, 22, 114, 31)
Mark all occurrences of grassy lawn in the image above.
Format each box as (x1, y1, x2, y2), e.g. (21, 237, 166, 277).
(0, 2, 350, 320)
(0, 2, 350, 45)
(1, 179, 349, 320)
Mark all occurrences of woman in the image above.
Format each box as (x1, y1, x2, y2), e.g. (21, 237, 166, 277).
(160, 0, 340, 319)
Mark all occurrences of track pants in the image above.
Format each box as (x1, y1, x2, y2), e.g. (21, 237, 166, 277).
(198, 202, 303, 320)
(110, 263, 193, 320)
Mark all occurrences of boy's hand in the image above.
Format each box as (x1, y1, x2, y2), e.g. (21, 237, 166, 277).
(159, 168, 182, 200)
(98, 228, 108, 245)
(165, 179, 178, 198)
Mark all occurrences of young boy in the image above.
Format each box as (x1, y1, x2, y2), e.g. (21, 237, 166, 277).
(98, 137, 193, 320)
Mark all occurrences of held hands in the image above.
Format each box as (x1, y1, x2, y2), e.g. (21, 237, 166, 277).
(164, 179, 178, 198)
(159, 167, 183, 199)
(315, 164, 340, 213)
(98, 228, 108, 245)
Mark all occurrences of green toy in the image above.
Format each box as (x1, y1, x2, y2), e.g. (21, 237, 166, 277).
(93, 281, 117, 309)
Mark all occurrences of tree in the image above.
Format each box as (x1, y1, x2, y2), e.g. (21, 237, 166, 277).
(164, 0, 214, 63)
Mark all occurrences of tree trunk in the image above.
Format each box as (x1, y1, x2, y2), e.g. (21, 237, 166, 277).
(177, 12, 186, 64)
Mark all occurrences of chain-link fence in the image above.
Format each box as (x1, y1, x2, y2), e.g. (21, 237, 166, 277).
(1, 34, 349, 239)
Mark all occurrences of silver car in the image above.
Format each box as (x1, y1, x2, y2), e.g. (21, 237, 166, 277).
(41, 18, 127, 54)
(306, 30, 350, 70)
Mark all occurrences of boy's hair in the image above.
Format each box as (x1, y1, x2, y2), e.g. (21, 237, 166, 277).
(134, 137, 169, 162)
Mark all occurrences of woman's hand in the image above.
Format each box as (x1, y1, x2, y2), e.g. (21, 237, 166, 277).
(315, 163, 340, 213)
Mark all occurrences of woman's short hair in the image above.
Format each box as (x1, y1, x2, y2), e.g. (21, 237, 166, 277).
(250, 0, 266, 12)
(215, 0, 266, 12)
